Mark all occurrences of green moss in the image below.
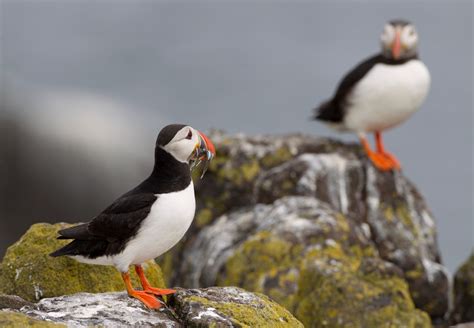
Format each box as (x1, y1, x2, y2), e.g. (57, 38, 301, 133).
(184, 292, 303, 327)
(216, 159, 261, 186)
(381, 202, 418, 239)
(0, 311, 64, 327)
(219, 232, 296, 289)
(219, 229, 431, 327)
(0, 223, 166, 301)
(261, 147, 292, 168)
(294, 253, 431, 327)
(452, 251, 474, 323)
(195, 208, 214, 228)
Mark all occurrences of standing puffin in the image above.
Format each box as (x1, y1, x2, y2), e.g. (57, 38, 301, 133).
(50, 124, 215, 309)
(313, 20, 430, 170)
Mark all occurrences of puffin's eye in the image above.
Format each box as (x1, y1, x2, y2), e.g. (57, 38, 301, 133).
(186, 130, 193, 140)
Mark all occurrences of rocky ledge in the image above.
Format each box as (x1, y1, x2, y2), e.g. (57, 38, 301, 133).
(159, 132, 450, 326)
(1, 287, 302, 327)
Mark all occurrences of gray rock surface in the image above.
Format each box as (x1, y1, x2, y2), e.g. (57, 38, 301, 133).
(22, 292, 179, 327)
(0, 294, 33, 310)
(7, 287, 302, 327)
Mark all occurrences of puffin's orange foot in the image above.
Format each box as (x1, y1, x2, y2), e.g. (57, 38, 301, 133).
(128, 290, 161, 309)
(381, 152, 401, 170)
(367, 151, 396, 171)
(144, 287, 176, 296)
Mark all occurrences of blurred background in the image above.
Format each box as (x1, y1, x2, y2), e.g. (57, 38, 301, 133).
(0, 1, 472, 273)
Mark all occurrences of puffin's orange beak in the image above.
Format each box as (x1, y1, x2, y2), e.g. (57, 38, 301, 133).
(197, 131, 216, 159)
(190, 130, 215, 177)
(392, 29, 401, 60)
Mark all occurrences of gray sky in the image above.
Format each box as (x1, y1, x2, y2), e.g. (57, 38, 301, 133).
(1, 0, 473, 272)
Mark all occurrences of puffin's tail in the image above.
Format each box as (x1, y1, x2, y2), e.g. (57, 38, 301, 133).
(313, 100, 337, 122)
(312, 100, 348, 132)
(49, 223, 95, 257)
(50, 240, 82, 257)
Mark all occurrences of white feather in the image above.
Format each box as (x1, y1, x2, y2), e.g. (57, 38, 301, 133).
(72, 182, 196, 272)
(344, 59, 430, 132)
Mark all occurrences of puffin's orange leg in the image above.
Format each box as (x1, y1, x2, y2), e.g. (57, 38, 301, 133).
(122, 272, 161, 309)
(135, 265, 176, 296)
(359, 133, 393, 171)
(375, 132, 401, 170)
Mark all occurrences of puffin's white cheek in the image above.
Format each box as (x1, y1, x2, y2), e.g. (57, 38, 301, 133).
(380, 33, 391, 47)
(167, 140, 194, 162)
(402, 35, 417, 49)
(381, 26, 395, 46)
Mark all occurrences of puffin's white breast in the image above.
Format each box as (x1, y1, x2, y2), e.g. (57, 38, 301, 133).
(344, 59, 430, 132)
(114, 181, 196, 271)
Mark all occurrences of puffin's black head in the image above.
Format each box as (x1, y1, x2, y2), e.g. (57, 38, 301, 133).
(380, 19, 419, 60)
(156, 124, 216, 175)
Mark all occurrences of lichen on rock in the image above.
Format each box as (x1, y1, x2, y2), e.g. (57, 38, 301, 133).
(452, 251, 474, 324)
(0, 223, 165, 301)
(171, 286, 303, 327)
(0, 311, 64, 327)
(162, 132, 448, 323)
(181, 196, 431, 327)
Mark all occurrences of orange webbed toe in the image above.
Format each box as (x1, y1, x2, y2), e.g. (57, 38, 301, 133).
(144, 287, 177, 296)
(129, 290, 162, 309)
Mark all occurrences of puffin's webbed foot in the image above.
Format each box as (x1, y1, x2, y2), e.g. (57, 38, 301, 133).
(360, 132, 401, 171)
(121, 272, 161, 309)
(379, 151, 401, 170)
(135, 265, 177, 296)
(366, 151, 397, 171)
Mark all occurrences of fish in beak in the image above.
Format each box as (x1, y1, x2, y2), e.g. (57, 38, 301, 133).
(190, 130, 216, 178)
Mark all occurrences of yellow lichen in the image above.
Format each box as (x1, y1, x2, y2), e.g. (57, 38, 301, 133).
(195, 208, 214, 227)
(0, 311, 64, 327)
(0, 223, 166, 301)
(218, 228, 431, 327)
(261, 147, 292, 168)
(184, 292, 303, 327)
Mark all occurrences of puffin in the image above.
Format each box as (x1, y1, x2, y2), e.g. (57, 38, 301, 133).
(313, 19, 430, 171)
(50, 124, 215, 309)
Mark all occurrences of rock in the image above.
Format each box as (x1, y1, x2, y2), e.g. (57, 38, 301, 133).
(182, 196, 431, 327)
(0, 223, 165, 302)
(0, 294, 33, 310)
(171, 286, 303, 327)
(21, 292, 179, 327)
(0, 311, 63, 327)
(9, 287, 302, 327)
(160, 133, 448, 321)
(452, 252, 474, 324)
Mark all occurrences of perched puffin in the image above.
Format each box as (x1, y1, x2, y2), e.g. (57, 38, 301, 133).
(313, 20, 430, 170)
(50, 124, 215, 309)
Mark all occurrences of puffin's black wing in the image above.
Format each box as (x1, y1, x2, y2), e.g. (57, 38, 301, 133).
(314, 54, 384, 123)
(88, 193, 158, 241)
(50, 193, 157, 257)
